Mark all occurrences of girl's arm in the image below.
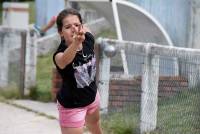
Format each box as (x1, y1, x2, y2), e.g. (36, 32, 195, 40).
(55, 25, 85, 69)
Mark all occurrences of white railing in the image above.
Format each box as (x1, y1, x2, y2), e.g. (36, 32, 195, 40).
(96, 37, 200, 134)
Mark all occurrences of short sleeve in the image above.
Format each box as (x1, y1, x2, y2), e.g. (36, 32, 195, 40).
(53, 40, 67, 66)
(85, 32, 95, 50)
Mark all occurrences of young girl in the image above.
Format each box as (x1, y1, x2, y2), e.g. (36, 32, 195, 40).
(53, 8, 102, 134)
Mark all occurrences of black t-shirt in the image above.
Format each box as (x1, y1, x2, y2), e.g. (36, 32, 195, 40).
(53, 32, 97, 108)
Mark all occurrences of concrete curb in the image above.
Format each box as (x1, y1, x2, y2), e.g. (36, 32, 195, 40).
(7, 99, 58, 119)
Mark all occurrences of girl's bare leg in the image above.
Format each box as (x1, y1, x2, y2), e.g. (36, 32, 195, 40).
(61, 126, 83, 134)
(86, 108, 102, 134)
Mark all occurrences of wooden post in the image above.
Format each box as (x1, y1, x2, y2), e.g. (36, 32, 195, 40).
(0, 29, 9, 87)
(19, 31, 26, 97)
(140, 44, 159, 134)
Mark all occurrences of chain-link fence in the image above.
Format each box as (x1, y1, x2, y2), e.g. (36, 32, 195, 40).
(97, 38, 200, 134)
(155, 56, 200, 134)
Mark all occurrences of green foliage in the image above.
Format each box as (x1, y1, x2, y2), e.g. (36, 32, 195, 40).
(28, 1, 35, 24)
(101, 114, 137, 134)
(29, 86, 38, 100)
(0, 86, 21, 99)
(28, 85, 52, 102)
(95, 29, 117, 39)
(101, 105, 140, 134)
(36, 90, 52, 102)
(35, 53, 54, 102)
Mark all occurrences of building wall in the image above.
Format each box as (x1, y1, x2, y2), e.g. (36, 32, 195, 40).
(129, 0, 191, 47)
(189, 0, 200, 49)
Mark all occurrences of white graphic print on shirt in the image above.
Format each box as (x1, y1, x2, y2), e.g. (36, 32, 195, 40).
(74, 56, 96, 88)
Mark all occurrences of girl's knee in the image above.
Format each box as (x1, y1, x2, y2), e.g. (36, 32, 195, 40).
(61, 126, 83, 134)
(86, 111, 100, 125)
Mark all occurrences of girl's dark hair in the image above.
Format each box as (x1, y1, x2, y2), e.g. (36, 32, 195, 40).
(56, 8, 82, 32)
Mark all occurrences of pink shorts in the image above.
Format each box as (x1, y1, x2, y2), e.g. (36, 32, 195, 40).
(57, 91, 100, 128)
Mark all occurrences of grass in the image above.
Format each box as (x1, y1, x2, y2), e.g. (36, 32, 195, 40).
(34, 53, 54, 102)
(95, 28, 117, 39)
(0, 53, 53, 102)
(152, 89, 200, 134)
(100, 88, 200, 134)
(0, 85, 21, 100)
(101, 105, 140, 134)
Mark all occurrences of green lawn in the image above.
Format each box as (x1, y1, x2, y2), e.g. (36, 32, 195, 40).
(100, 89, 200, 134)
(34, 53, 54, 102)
(101, 104, 140, 134)
(153, 89, 200, 134)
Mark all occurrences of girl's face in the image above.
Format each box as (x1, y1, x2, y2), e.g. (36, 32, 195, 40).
(59, 14, 82, 45)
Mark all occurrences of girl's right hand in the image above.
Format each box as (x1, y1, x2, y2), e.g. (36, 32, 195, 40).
(72, 24, 85, 46)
